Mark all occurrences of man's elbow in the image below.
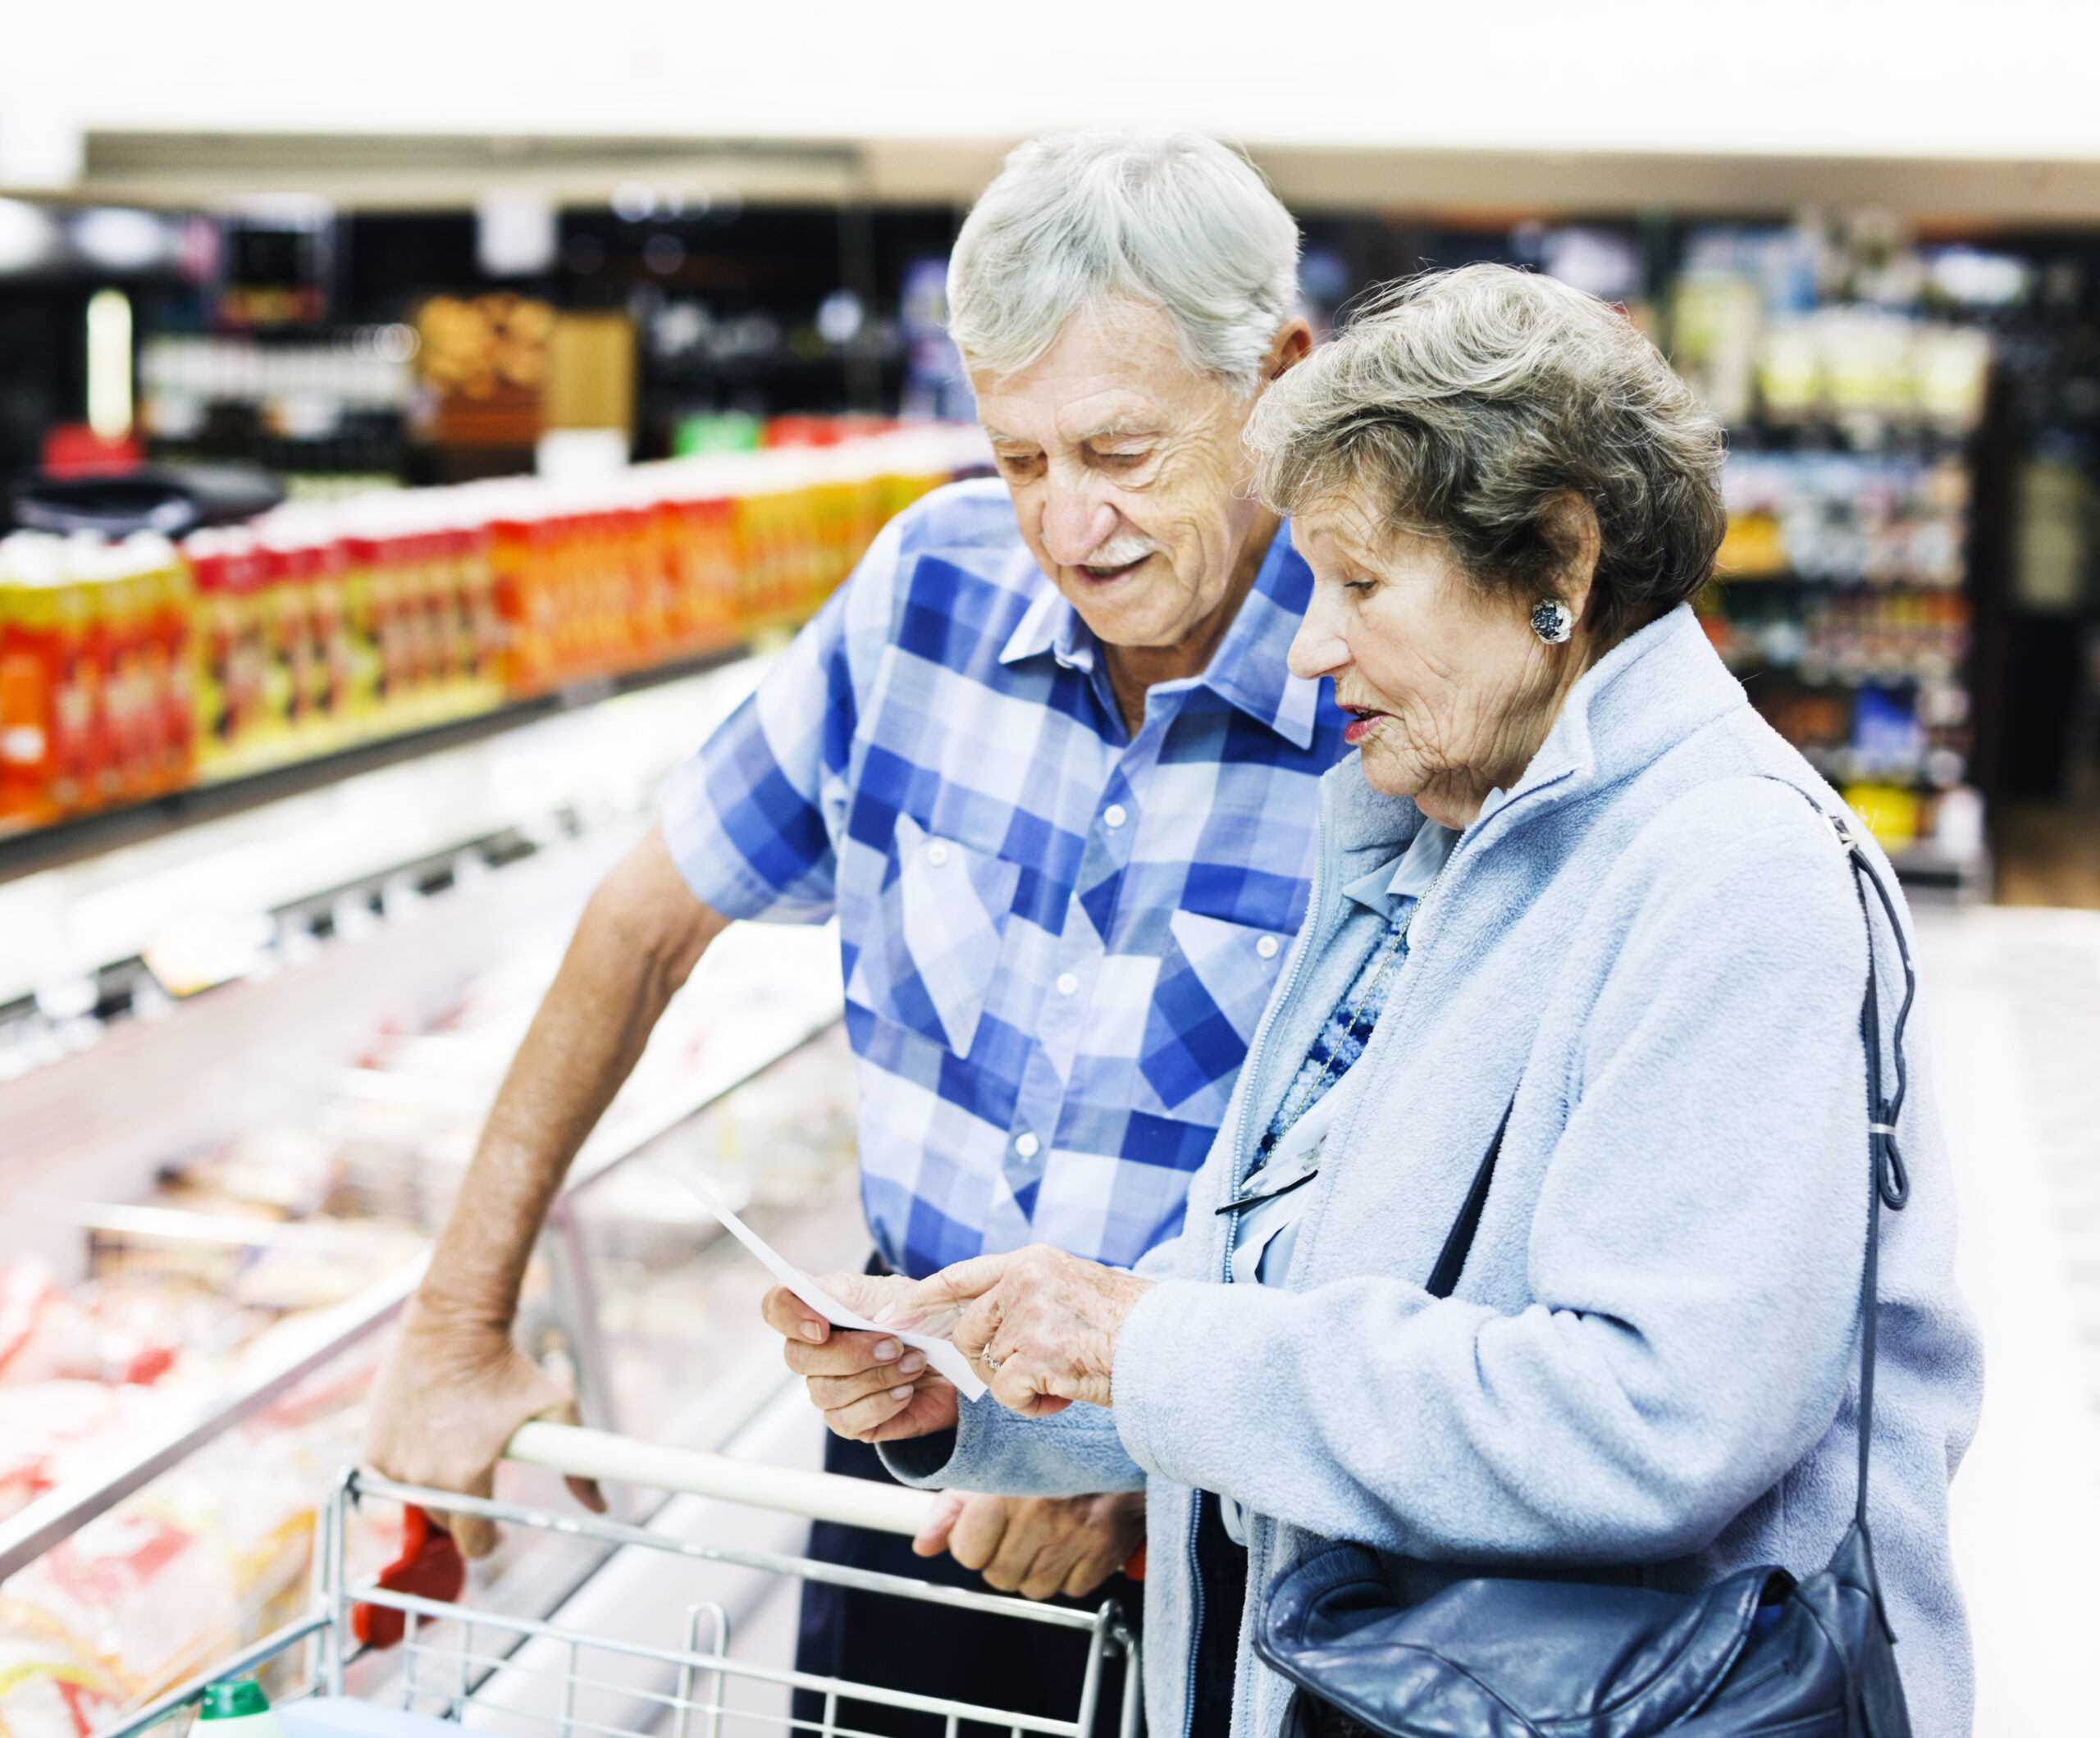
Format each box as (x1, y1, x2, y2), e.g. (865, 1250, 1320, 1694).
(582, 828, 728, 990)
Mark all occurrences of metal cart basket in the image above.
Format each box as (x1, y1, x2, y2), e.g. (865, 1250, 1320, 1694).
(94, 1424, 1142, 1738)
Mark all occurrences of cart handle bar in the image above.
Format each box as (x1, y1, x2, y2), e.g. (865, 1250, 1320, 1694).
(504, 1421, 936, 1537)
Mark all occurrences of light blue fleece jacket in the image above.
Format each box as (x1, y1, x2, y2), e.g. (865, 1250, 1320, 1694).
(883, 604, 1984, 1738)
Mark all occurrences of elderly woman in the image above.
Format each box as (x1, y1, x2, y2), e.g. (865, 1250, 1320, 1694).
(769, 267, 1982, 1738)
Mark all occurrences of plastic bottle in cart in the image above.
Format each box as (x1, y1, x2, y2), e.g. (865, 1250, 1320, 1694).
(198, 1678, 289, 1738)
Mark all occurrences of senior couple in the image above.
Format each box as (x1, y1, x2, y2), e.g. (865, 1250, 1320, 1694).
(369, 131, 1983, 1738)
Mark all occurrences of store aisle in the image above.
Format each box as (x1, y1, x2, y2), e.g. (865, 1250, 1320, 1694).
(1916, 905, 2100, 1736)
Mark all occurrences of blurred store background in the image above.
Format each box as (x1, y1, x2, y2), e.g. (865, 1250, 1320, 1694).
(2, 5, 2098, 1736)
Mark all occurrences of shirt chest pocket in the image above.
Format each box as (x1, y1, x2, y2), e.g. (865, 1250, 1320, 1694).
(1139, 908, 1292, 1121)
(845, 814, 1022, 1059)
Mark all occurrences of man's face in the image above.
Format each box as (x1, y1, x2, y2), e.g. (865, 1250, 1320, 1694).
(972, 299, 1271, 653)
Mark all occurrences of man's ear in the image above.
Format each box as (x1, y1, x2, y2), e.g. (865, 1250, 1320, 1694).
(1540, 492, 1603, 623)
(1263, 317, 1315, 383)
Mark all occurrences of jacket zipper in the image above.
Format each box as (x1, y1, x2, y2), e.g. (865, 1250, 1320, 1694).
(1178, 782, 1343, 1738)
(1168, 777, 1565, 1737)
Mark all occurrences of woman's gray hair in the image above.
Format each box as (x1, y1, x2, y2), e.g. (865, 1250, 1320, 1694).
(1246, 264, 1726, 638)
(947, 130, 1300, 392)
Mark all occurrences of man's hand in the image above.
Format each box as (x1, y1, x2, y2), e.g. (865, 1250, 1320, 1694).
(361, 828, 722, 1554)
(914, 1490, 1145, 1601)
(761, 1272, 961, 1442)
(363, 1307, 605, 1558)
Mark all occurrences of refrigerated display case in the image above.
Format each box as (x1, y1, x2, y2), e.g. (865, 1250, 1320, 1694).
(0, 653, 877, 1738)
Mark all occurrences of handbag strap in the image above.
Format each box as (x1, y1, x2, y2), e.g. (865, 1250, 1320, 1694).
(1424, 1099, 1510, 1301)
(1828, 800, 1916, 1532)
(1423, 787, 1915, 1538)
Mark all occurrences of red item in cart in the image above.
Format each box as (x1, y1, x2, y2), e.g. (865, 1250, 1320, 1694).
(351, 1506, 465, 1647)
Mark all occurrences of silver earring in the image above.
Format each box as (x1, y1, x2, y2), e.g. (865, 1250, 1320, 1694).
(1531, 599, 1573, 644)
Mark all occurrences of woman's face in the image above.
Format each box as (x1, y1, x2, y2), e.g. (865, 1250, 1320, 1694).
(1287, 490, 1582, 827)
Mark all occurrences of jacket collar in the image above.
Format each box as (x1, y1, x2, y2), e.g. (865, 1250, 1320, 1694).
(997, 520, 1322, 750)
(1318, 603, 1746, 860)
(1341, 819, 1459, 918)
(1470, 602, 1742, 835)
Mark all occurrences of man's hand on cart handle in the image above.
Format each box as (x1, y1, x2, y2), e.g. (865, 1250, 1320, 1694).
(762, 1274, 964, 1444)
(363, 1303, 606, 1558)
(915, 1489, 1148, 1601)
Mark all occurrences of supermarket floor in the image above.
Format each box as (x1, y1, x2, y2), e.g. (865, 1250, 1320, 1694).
(1993, 796, 2100, 909)
(1915, 902, 2100, 1737)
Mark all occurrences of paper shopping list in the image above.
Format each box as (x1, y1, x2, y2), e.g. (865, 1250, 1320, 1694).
(659, 1165, 988, 1402)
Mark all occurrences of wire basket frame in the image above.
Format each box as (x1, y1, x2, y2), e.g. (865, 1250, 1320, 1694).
(97, 1466, 1143, 1738)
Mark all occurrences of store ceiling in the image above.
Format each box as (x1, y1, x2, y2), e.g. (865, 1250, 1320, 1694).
(13, 0, 2100, 220)
(64, 134, 2100, 225)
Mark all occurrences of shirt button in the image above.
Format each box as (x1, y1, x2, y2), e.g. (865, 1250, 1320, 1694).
(1102, 804, 1128, 829)
(1056, 972, 1079, 996)
(925, 842, 949, 867)
(1015, 1132, 1040, 1158)
(1256, 935, 1280, 960)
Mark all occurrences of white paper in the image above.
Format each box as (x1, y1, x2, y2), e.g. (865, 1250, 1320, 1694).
(660, 1164, 988, 1402)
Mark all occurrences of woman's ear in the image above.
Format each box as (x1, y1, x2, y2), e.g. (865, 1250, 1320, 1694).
(1540, 493, 1603, 624)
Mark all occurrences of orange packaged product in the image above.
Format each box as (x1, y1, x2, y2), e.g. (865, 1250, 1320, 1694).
(486, 516, 536, 692)
(455, 524, 504, 685)
(185, 531, 265, 767)
(250, 541, 301, 737)
(338, 535, 386, 718)
(306, 535, 352, 723)
(93, 541, 160, 802)
(129, 551, 176, 796)
(406, 531, 447, 692)
(368, 534, 419, 706)
(666, 496, 739, 651)
(423, 528, 469, 688)
(47, 543, 107, 812)
(109, 537, 180, 796)
(1, 535, 63, 825)
(153, 543, 196, 791)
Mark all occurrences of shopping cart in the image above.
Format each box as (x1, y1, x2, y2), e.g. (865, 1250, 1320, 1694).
(94, 1423, 1142, 1738)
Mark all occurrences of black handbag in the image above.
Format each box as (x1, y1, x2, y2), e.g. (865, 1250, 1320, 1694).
(1254, 801, 1919, 1738)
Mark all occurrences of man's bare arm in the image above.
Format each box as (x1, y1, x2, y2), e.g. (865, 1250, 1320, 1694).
(363, 824, 728, 1552)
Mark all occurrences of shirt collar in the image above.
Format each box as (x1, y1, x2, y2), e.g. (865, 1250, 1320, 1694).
(1341, 818, 1459, 919)
(997, 522, 1322, 749)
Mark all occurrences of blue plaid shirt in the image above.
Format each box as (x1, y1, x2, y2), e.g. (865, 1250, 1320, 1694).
(660, 477, 1349, 1277)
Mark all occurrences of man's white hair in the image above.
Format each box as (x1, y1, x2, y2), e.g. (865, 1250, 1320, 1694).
(947, 129, 1300, 393)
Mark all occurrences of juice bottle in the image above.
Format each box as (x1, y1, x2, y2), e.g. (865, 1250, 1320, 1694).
(457, 522, 503, 687)
(186, 530, 266, 767)
(0, 534, 62, 825)
(338, 531, 384, 720)
(50, 539, 107, 811)
(250, 541, 297, 739)
(185, 531, 237, 765)
(154, 538, 197, 790)
(91, 539, 159, 802)
(308, 531, 351, 725)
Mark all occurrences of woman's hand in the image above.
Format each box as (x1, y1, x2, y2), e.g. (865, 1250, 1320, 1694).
(760, 1271, 961, 1442)
(893, 1245, 1154, 1417)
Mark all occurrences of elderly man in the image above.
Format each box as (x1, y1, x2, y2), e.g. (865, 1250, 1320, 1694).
(364, 128, 1344, 1735)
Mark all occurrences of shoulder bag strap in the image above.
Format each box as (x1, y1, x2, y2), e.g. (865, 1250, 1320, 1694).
(1421, 784, 1916, 1540)
(1424, 1098, 1512, 1301)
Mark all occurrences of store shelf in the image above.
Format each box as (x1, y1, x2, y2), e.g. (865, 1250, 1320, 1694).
(0, 648, 750, 889)
(0, 653, 771, 1019)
